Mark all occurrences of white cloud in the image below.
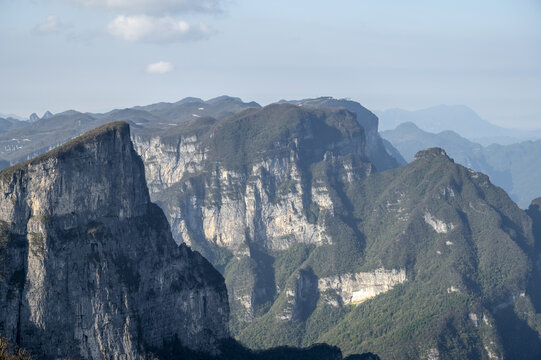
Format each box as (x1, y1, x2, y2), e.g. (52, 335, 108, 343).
(146, 61, 174, 74)
(107, 15, 211, 43)
(65, 0, 224, 14)
(34, 15, 61, 33)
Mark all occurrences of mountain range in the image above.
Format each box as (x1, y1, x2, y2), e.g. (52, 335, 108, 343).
(376, 105, 541, 146)
(0, 117, 27, 135)
(133, 101, 541, 359)
(0, 96, 540, 359)
(381, 122, 541, 208)
(0, 96, 259, 167)
(0, 121, 378, 360)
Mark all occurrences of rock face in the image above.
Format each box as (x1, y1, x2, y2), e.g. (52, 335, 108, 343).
(133, 104, 374, 253)
(279, 97, 400, 171)
(136, 105, 541, 359)
(132, 104, 379, 329)
(28, 113, 39, 122)
(0, 122, 229, 359)
(318, 269, 406, 306)
(423, 212, 455, 234)
(278, 269, 319, 321)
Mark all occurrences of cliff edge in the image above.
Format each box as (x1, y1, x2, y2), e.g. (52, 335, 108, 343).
(0, 122, 229, 359)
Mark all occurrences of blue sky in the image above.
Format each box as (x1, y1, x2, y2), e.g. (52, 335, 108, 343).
(1, 0, 540, 129)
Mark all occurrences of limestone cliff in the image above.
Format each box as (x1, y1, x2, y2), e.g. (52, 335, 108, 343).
(278, 97, 400, 171)
(2, 98, 537, 359)
(318, 269, 406, 306)
(133, 105, 374, 254)
(0, 122, 229, 359)
(135, 108, 541, 360)
(132, 104, 378, 329)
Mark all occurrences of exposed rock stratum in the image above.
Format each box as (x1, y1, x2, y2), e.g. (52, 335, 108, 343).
(0, 122, 229, 359)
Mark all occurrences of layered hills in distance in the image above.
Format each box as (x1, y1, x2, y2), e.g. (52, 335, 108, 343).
(376, 105, 541, 146)
(0, 96, 259, 167)
(0, 96, 540, 359)
(381, 122, 541, 208)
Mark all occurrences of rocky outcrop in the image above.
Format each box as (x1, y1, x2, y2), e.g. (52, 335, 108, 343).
(132, 105, 376, 328)
(41, 111, 54, 120)
(28, 113, 39, 123)
(423, 212, 455, 234)
(413, 147, 452, 162)
(278, 268, 318, 321)
(133, 105, 374, 253)
(128, 104, 541, 359)
(134, 140, 334, 253)
(0, 122, 229, 359)
(276, 268, 406, 321)
(318, 269, 406, 306)
(277, 97, 400, 171)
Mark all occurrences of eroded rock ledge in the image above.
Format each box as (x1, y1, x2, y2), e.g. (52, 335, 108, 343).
(318, 268, 407, 306)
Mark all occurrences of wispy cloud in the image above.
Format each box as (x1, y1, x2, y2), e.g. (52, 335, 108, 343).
(107, 15, 211, 43)
(146, 61, 174, 74)
(64, 0, 225, 14)
(34, 15, 62, 34)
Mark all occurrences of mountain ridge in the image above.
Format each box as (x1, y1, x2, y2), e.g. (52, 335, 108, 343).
(0, 121, 230, 358)
(376, 105, 541, 144)
(0, 121, 379, 360)
(0, 96, 261, 167)
(277, 97, 399, 171)
(133, 99, 541, 358)
(1, 97, 540, 358)
(381, 122, 541, 208)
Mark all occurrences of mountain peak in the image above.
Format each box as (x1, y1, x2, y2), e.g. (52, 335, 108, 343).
(175, 96, 204, 104)
(413, 147, 453, 162)
(0, 121, 145, 227)
(0, 121, 131, 185)
(206, 95, 243, 104)
(394, 121, 421, 132)
(29, 112, 40, 122)
(41, 110, 54, 119)
(0, 122, 229, 358)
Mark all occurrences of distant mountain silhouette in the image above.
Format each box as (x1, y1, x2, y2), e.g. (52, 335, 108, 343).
(376, 105, 541, 145)
(382, 122, 541, 208)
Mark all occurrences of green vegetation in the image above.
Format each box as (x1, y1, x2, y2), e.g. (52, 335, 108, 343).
(143, 103, 540, 358)
(193, 143, 540, 358)
(152, 116, 218, 147)
(144, 104, 540, 358)
(203, 104, 363, 170)
(272, 244, 313, 292)
(382, 121, 541, 208)
(148, 336, 364, 360)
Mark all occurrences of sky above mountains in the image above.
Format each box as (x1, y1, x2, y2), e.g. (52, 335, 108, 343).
(1, 0, 540, 129)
